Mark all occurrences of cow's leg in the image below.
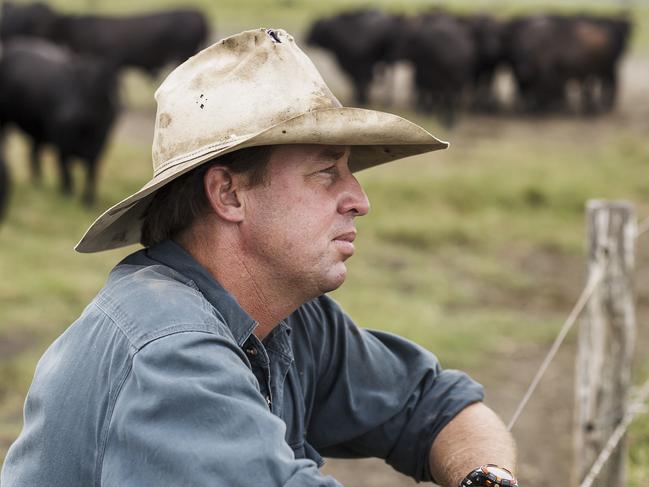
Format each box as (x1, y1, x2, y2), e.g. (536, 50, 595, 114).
(472, 72, 496, 113)
(352, 62, 376, 106)
(439, 90, 457, 128)
(82, 158, 97, 207)
(600, 70, 617, 113)
(581, 76, 598, 115)
(382, 64, 396, 107)
(416, 89, 430, 113)
(515, 77, 534, 113)
(480, 71, 499, 113)
(414, 70, 434, 113)
(57, 151, 73, 196)
(30, 141, 43, 186)
(549, 78, 568, 113)
(354, 77, 371, 105)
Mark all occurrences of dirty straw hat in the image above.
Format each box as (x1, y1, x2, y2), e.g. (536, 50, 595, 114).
(76, 28, 448, 253)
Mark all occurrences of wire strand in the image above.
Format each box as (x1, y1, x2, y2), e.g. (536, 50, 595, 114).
(636, 216, 649, 238)
(507, 210, 646, 483)
(508, 211, 645, 431)
(579, 378, 649, 487)
(507, 263, 605, 431)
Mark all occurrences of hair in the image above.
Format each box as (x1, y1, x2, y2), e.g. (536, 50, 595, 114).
(140, 145, 273, 248)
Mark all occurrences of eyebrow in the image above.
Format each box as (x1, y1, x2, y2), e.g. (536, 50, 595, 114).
(317, 146, 349, 162)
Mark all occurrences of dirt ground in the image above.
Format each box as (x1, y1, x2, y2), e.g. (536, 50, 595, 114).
(113, 54, 649, 486)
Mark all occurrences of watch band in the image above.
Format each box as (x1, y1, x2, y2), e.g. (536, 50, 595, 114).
(459, 464, 518, 487)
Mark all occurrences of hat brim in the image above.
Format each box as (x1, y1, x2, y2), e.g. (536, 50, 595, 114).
(75, 107, 448, 253)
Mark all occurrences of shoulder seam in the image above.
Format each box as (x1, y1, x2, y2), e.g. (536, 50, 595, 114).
(95, 292, 230, 351)
(93, 300, 137, 350)
(137, 323, 232, 349)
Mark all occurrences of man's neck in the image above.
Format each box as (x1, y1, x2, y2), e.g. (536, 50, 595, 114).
(176, 232, 304, 340)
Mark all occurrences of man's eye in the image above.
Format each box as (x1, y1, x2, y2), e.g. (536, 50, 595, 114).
(321, 166, 338, 175)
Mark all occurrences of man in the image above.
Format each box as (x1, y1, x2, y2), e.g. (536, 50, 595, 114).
(1, 29, 516, 486)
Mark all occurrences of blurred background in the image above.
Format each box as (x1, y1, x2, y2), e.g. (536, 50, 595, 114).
(0, 0, 648, 485)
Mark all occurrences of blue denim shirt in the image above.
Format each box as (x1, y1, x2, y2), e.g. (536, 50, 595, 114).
(2, 240, 483, 486)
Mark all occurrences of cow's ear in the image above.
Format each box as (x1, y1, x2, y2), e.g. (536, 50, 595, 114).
(203, 166, 244, 223)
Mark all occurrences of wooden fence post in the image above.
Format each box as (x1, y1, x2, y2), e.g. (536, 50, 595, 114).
(574, 200, 636, 487)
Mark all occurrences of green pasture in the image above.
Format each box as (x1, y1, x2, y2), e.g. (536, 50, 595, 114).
(2, 0, 649, 484)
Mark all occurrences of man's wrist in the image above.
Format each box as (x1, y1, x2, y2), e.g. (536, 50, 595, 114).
(458, 464, 518, 487)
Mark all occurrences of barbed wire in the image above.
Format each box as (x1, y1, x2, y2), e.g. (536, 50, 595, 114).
(579, 377, 649, 487)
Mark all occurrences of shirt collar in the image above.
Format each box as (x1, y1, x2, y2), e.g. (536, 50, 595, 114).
(144, 239, 257, 346)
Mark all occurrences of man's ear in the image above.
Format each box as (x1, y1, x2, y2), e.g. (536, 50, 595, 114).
(204, 166, 245, 223)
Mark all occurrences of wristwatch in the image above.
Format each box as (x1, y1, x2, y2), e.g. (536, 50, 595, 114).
(459, 464, 518, 487)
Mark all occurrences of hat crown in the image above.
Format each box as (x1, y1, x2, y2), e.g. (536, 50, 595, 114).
(152, 28, 341, 176)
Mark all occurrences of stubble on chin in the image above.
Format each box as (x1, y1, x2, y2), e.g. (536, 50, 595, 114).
(318, 263, 348, 295)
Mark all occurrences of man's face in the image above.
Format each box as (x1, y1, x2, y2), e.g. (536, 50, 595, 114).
(239, 144, 370, 298)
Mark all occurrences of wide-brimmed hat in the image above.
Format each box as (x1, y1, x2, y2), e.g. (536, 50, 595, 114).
(76, 28, 448, 253)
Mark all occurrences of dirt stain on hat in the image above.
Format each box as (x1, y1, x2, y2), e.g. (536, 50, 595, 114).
(158, 113, 172, 128)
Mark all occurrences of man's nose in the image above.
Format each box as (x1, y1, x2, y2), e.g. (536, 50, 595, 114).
(339, 175, 370, 217)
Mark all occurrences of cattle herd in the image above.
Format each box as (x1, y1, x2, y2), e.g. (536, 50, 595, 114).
(307, 8, 632, 126)
(0, 1, 209, 218)
(0, 4, 635, 223)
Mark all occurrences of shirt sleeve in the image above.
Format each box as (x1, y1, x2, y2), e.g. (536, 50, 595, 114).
(101, 329, 341, 487)
(301, 296, 484, 483)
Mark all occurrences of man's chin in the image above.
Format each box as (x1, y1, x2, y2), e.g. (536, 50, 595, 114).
(320, 265, 348, 294)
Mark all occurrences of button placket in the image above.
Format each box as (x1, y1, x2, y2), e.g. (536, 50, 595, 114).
(243, 337, 273, 412)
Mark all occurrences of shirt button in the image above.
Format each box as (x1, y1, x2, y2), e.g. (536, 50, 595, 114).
(245, 347, 258, 357)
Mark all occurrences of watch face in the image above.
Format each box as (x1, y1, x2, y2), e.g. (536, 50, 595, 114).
(483, 465, 514, 481)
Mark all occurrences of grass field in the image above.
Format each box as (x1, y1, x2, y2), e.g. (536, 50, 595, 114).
(1, 0, 649, 485)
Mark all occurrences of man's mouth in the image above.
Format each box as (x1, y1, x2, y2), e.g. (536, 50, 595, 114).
(333, 231, 356, 256)
(334, 231, 356, 243)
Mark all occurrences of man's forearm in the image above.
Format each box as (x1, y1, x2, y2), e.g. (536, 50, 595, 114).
(428, 402, 516, 487)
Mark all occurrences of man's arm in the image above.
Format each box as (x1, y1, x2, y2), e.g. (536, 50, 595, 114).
(299, 295, 485, 482)
(429, 402, 517, 487)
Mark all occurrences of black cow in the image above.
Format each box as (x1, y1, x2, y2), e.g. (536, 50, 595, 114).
(564, 14, 632, 113)
(306, 9, 401, 105)
(0, 1, 54, 40)
(0, 39, 119, 205)
(393, 11, 476, 126)
(502, 15, 563, 112)
(503, 14, 632, 113)
(1, 3, 209, 76)
(458, 13, 507, 112)
(49, 9, 209, 75)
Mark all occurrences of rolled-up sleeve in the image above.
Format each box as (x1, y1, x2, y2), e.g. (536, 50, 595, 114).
(303, 297, 484, 482)
(101, 330, 341, 486)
